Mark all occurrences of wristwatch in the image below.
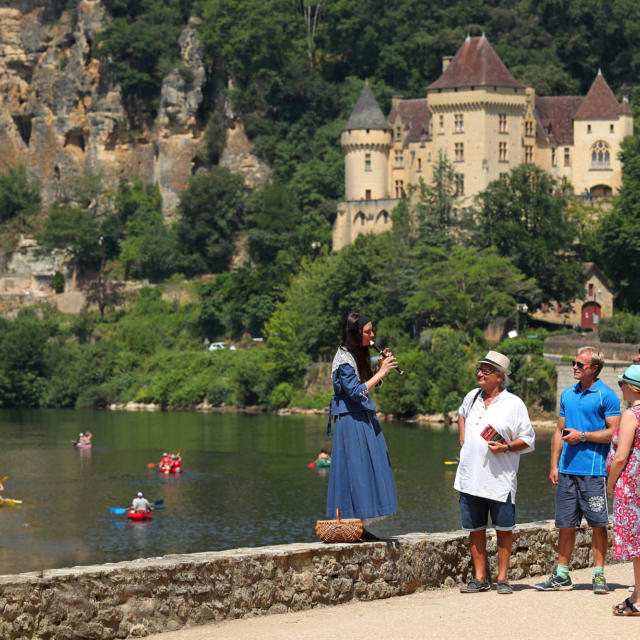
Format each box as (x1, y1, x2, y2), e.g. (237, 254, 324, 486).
(580, 431, 586, 443)
(506, 443, 511, 452)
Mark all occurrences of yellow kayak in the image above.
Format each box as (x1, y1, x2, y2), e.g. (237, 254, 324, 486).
(0, 498, 22, 507)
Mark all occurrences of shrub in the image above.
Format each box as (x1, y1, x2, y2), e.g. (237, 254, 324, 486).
(268, 382, 294, 409)
(52, 271, 65, 293)
(598, 312, 640, 343)
(206, 378, 233, 406)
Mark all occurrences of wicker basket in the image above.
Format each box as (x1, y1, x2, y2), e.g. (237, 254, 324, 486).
(315, 508, 363, 543)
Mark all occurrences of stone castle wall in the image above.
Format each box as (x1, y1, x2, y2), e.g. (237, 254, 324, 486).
(0, 520, 611, 639)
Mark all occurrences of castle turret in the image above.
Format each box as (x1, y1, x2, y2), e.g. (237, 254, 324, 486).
(341, 81, 392, 201)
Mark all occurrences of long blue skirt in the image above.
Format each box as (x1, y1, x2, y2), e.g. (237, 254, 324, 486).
(326, 410, 398, 520)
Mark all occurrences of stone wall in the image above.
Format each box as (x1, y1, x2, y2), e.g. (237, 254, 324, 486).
(0, 520, 611, 640)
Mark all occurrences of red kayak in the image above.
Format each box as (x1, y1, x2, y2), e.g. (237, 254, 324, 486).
(159, 465, 182, 474)
(127, 509, 152, 521)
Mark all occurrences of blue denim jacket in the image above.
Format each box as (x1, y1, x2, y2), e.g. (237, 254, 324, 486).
(327, 363, 377, 437)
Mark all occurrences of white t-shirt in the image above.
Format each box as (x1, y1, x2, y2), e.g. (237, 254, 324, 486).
(454, 387, 535, 503)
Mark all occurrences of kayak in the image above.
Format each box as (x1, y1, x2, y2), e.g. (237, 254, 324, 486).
(75, 441, 92, 449)
(0, 498, 22, 507)
(315, 459, 331, 467)
(127, 509, 152, 521)
(159, 465, 182, 474)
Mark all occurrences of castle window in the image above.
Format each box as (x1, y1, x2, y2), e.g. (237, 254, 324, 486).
(439, 114, 444, 134)
(454, 173, 464, 196)
(394, 150, 404, 168)
(417, 157, 422, 172)
(591, 140, 611, 169)
(499, 141, 507, 162)
(610, 124, 614, 133)
(394, 180, 404, 198)
(499, 114, 507, 133)
(525, 121, 533, 137)
(587, 124, 592, 133)
(524, 145, 533, 164)
(364, 153, 371, 171)
(454, 142, 464, 162)
(454, 113, 464, 133)
(396, 126, 402, 141)
(564, 147, 570, 167)
(551, 148, 557, 167)
(365, 189, 371, 201)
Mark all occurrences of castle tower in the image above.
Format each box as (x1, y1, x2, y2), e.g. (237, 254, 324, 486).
(341, 81, 392, 200)
(333, 82, 395, 251)
(426, 34, 527, 198)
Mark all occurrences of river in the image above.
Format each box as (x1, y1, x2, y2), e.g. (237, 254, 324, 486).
(0, 409, 562, 575)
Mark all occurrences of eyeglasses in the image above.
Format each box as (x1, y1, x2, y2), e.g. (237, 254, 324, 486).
(571, 360, 587, 369)
(476, 367, 497, 376)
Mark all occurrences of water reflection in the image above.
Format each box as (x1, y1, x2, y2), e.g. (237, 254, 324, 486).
(0, 409, 565, 575)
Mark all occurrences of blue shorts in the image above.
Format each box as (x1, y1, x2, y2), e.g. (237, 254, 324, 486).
(555, 473, 609, 528)
(459, 492, 515, 532)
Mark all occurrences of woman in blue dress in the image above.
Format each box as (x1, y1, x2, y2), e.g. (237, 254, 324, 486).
(326, 312, 398, 539)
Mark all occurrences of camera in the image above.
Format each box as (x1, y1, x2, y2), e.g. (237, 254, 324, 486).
(562, 429, 570, 437)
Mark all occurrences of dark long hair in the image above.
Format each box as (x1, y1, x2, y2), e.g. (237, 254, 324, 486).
(340, 312, 373, 382)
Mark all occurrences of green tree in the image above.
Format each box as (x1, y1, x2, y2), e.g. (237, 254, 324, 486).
(408, 150, 463, 248)
(175, 167, 246, 274)
(0, 165, 41, 227)
(37, 204, 102, 275)
(474, 165, 583, 307)
(596, 136, 640, 311)
(404, 246, 539, 335)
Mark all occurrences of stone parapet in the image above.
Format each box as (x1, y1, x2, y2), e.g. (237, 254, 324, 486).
(0, 520, 611, 639)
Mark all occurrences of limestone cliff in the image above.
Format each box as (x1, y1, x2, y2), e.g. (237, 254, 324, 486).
(0, 0, 270, 223)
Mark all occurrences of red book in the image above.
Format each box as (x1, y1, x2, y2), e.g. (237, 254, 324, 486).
(480, 425, 506, 444)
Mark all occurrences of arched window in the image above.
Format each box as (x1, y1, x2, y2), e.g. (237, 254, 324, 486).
(354, 212, 366, 227)
(590, 141, 610, 169)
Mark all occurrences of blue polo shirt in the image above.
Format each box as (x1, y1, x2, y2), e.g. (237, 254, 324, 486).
(559, 378, 620, 476)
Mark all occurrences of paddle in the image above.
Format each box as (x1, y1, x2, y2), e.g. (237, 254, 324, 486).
(110, 499, 164, 515)
(0, 475, 8, 483)
(444, 461, 458, 465)
(147, 463, 157, 468)
(307, 461, 316, 468)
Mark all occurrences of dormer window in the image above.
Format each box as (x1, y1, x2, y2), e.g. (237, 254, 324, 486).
(395, 126, 402, 141)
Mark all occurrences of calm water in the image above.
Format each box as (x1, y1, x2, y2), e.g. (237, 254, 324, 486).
(0, 409, 560, 575)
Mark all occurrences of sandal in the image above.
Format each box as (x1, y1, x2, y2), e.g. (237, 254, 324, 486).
(460, 577, 491, 593)
(497, 580, 513, 594)
(613, 597, 640, 616)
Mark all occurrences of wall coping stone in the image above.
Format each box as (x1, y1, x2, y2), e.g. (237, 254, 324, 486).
(0, 519, 612, 639)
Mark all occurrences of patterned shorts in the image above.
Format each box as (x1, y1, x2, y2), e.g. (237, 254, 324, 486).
(555, 473, 609, 528)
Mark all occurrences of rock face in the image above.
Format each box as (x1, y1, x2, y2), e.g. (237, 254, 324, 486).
(0, 1, 269, 222)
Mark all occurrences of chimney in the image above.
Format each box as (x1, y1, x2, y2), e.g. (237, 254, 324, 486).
(442, 56, 453, 73)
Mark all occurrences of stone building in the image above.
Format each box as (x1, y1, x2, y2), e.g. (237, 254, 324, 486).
(532, 262, 614, 329)
(333, 34, 633, 251)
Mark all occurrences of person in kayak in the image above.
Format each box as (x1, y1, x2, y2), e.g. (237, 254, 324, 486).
(131, 492, 152, 513)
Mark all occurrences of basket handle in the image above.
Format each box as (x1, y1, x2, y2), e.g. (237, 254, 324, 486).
(336, 508, 341, 523)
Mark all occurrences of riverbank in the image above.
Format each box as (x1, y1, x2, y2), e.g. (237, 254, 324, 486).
(106, 401, 558, 429)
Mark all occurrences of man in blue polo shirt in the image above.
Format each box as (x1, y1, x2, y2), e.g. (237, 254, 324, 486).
(534, 346, 620, 594)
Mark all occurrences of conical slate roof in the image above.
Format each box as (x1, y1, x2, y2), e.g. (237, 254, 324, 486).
(427, 35, 525, 90)
(343, 81, 391, 131)
(574, 70, 622, 119)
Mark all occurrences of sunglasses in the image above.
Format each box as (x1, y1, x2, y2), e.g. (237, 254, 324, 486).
(476, 367, 497, 376)
(571, 360, 587, 369)
(619, 381, 626, 388)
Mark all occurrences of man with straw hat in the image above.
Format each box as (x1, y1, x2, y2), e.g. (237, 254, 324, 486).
(455, 350, 535, 595)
